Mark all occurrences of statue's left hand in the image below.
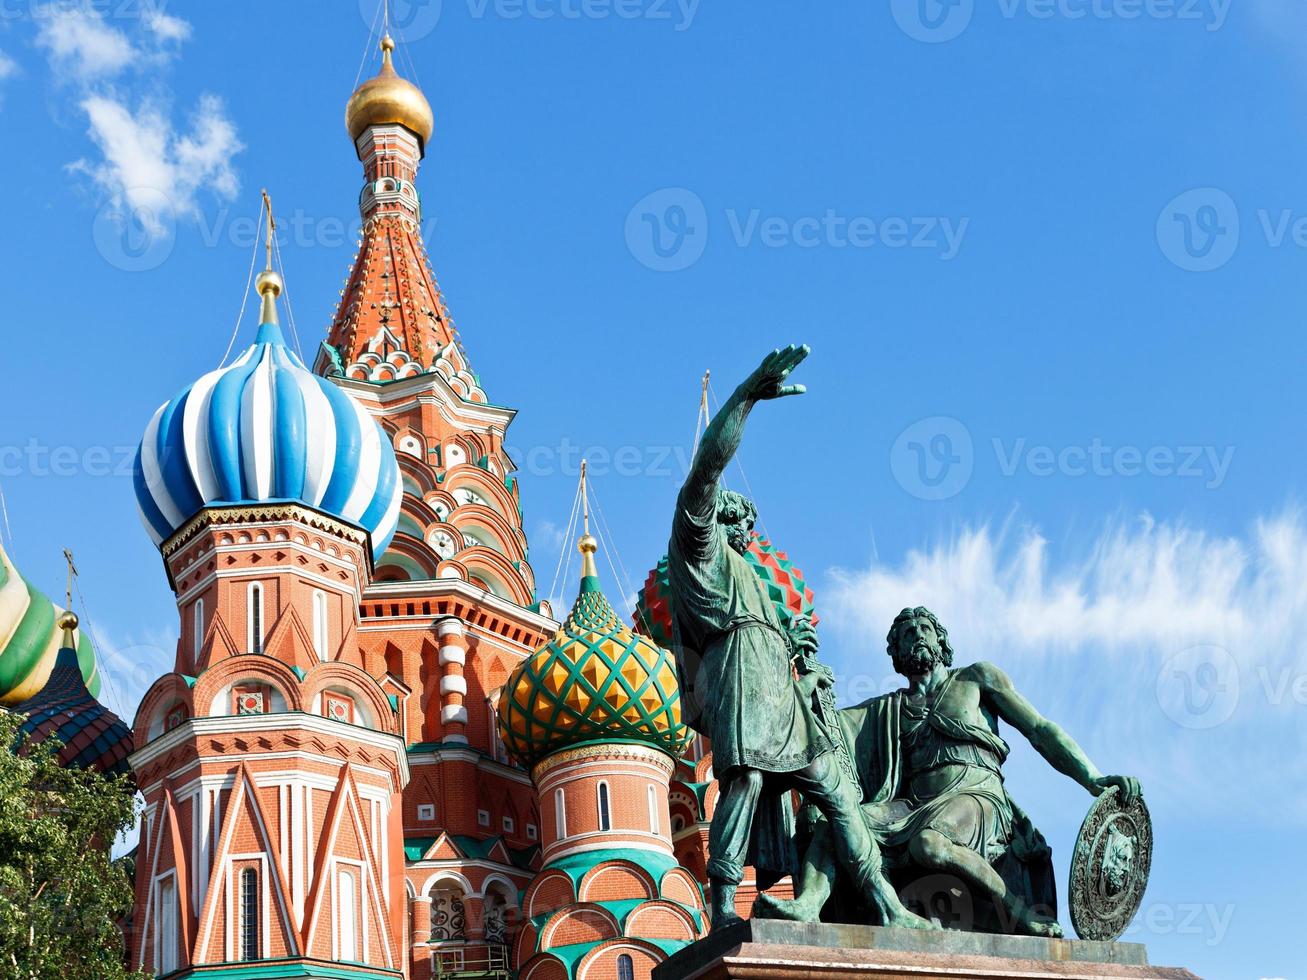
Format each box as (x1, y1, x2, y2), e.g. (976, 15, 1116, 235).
(1091, 774, 1142, 805)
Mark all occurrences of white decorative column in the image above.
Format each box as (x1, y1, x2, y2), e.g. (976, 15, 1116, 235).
(437, 618, 468, 744)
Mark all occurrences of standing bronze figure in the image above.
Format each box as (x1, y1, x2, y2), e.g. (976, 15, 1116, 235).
(666, 345, 930, 931)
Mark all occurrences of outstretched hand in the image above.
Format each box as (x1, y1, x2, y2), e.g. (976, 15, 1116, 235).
(740, 344, 810, 403)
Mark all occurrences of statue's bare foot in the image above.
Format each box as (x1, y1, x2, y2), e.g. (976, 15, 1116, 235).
(1008, 900, 1063, 938)
(753, 892, 822, 922)
(882, 905, 939, 931)
(1019, 915, 1063, 938)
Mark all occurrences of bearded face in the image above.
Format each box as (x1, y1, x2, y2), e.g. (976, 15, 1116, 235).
(724, 519, 752, 555)
(715, 490, 757, 556)
(893, 614, 945, 676)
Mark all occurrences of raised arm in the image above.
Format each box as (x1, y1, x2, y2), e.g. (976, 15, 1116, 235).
(679, 345, 811, 518)
(974, 662, 1142, 804)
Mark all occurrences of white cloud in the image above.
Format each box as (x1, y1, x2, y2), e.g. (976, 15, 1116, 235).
(143, 9, 192, 44)
(71, 92, 242, 233)
(0, 50, 18, 81)
(820, 511, 1307, 827)
(34, 4, 135, 80)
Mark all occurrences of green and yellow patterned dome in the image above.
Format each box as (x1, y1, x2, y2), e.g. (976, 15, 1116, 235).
(498, 535, 692, 770)
(0, 542, 98, 705)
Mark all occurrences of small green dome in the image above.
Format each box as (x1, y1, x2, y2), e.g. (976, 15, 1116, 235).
(498, 538, 691, 770)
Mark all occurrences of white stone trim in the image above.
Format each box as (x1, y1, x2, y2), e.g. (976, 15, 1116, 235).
(441, 705, 468, 726)
(129, 713, 410, 784)
(436, 618, 466, 639)
(438, 644, 466, 667)
(440, 675, 467, 696)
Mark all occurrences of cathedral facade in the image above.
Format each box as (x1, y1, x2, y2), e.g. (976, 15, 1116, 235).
(116, 30, 784, 980)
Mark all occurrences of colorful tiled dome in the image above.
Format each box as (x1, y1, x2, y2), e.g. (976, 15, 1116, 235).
(133, 272, 403, 557)
(11, 612, 132, 779)
(0, 542, 97, 705)
(634, 532, 818, 649)
(498, 535, 692, 770)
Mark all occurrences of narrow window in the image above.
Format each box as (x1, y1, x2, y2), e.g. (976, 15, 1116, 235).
(313, 591, 328, 661)
(598, 782, 611, 832)
(554, 788, 567, 839)
(648, 784, 659, 834)
(240, 867, 259, 961)
(193, 598, 204, 659)
(617, 953, 635, 980)
(248, 583, 264, 654)
(338, 870, 358, 961)
(158, 877, 178, 973)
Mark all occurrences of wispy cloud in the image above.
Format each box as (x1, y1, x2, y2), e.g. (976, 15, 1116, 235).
(31, 2, 242, 236)
(142, 8, 192, 44)
(34, 4, 135, 80)
(72, 92, 241, 234)
(84, 622, 174, 725)
(820, 510, 1307, 827)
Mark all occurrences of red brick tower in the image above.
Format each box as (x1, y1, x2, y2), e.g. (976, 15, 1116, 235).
(327, 34, 551, 979)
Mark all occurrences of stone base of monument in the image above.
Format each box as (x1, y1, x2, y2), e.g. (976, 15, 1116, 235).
(653, 920, 1201, 980)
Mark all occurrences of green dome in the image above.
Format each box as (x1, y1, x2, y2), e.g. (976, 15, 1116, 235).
(0, 542, 98, 705)
(498, 540, 692, 770)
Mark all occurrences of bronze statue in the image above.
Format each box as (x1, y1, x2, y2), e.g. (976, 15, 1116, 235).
(757, 606, 1143, 937)
(666, 345, 930, 932)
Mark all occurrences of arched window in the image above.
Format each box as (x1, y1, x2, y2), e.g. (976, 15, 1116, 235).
(193, 598, 205, 659)
(597, 782, 611, 832)
(240, 867, 259, 961)
(248, 583, 264, 654)
(648, 784, 659, 834)
(338, 870, 357, 961)
(554, 788, 567, 840)
(429, 887, 466, 942)
(312, 591, 328, 661)
(617, 953, 635, 980)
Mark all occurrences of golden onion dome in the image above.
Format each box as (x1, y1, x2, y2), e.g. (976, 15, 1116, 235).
(497, 534, 692, 771)
(345, 35, 434, 151)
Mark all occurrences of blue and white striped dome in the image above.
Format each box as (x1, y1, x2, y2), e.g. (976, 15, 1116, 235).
(133, 307, 403, 557)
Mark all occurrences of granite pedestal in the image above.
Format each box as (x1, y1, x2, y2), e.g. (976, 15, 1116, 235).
(653, 920, 1201, 980)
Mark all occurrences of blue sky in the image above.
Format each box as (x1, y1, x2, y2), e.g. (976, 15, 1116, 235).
(0, 1, 1303, 976)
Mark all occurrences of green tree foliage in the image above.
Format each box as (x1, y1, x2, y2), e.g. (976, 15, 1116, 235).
(0, 710, 144, 979)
